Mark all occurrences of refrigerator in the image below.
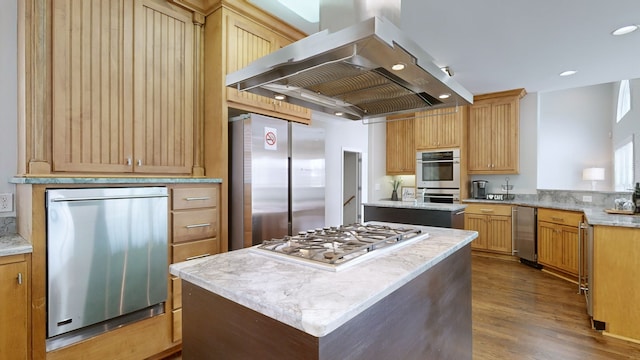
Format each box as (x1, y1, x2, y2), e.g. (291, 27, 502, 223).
(229, 113, 325, 250)
(513, 206, 541, 268)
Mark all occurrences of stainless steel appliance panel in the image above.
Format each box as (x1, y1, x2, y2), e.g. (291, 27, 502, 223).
(513, 206, 537, 262)
(291, 123, 325, 235)
(416, 149, 460, 189)
(46, 187, 168, 338)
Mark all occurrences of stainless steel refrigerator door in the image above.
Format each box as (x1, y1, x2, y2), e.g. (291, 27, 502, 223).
(249, 114, 290, 246)
(514, 206, 536, 262)
(46, 187, 168, 338)
(291, 123, 325, 235)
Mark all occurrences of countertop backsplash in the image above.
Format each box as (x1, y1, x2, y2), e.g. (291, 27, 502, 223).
(536, 190, 629, 209)
(0, 216, 16, 236)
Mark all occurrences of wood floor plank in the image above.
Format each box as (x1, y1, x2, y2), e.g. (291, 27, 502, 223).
(472, 254, 640, 360)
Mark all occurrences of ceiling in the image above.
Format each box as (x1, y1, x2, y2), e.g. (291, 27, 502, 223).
(248, 0, 640, 96)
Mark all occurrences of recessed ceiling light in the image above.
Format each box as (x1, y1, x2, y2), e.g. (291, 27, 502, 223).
(274, 94, 286, 100)
(559, 70, 577, 77)
(438, 93, 451, 99)
(334, 111, 344, 116)
(391, 63, 406, 71)
(612, 25, 638, 36)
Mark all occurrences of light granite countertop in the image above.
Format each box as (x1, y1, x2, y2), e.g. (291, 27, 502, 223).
(463, 199, 640, 228)
(0, 234, 32, 256)
(170, 222, 477, 337)
(10, 176, 222, 184)
(363, 200, 467, 212)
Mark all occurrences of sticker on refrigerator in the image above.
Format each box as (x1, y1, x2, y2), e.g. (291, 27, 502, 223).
(264, 127, 277, 150)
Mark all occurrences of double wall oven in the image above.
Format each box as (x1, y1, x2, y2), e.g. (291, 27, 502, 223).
(416, 149, 460, 203)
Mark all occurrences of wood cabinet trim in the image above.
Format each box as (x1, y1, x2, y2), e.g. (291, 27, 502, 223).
(473, 88, 526, 102)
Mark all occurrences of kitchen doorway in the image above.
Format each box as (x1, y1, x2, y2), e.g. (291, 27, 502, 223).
(342, 150, 362, 225)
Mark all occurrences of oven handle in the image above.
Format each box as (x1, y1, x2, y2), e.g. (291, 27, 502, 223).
(417, 160, 460, 164)
(424, 194, 455, 199)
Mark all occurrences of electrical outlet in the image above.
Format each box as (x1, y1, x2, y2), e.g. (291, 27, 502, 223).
(582, 195, 593, 202)
(0, 193, 13, 212)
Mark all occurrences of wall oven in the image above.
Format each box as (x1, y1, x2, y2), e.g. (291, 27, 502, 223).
(416, 149, 461, 189)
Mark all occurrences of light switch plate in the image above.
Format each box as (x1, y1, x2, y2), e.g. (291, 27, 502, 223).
(0, 193, 13, 212)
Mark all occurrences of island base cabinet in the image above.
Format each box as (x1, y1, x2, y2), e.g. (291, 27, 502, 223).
(181, 245, 472, 360)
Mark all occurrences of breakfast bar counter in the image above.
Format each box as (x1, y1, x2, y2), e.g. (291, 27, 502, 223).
(170, 223, 477, 359)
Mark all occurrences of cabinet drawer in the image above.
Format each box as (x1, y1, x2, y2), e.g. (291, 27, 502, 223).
(171, 276, 182, 310)
(538, 208, 582, 226)
(173, 208, 217, 243)
(172, 238, 219, 263)
(172, 187, 217, 210)
(172, 308, 182, 343)
(465, 203, 512, 216)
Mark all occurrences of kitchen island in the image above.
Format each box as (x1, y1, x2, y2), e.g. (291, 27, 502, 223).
(170, 223, 477, 359)
(363, 201, 467, 228)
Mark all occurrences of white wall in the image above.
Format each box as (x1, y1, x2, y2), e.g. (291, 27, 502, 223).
(0, 0, 17, 217)
(538, 83, 614, 191)
(311, 113, 369, 227)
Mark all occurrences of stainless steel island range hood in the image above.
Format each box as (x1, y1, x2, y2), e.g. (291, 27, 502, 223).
(226, 1, 473, 121)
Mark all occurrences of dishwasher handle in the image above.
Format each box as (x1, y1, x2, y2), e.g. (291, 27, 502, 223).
(50, 194, 169, 202)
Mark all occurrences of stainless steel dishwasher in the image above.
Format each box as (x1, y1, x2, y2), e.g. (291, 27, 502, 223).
(512, 206, 541, 268)
(46, 187, 168, 349)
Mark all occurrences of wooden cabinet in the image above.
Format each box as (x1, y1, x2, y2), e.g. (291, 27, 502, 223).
(386, 114, 415, 175)
(537, 208, 582, 276)
(414, 107, 465, 150)
(467, 89, 525, 174)
(169, 184, 221, 342)
(464, 203, 512, 254)
(592, 225, 640, 342)
(0, 254, 29, 360)
(224, 11, 311, 122)
(49, 0, 194, 174)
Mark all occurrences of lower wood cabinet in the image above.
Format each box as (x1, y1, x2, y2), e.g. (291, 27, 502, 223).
(0, 254, 29, 360)
(536, 209, 583, 277)
(169, 184, 221, 342)
(464, 204, 513, 254)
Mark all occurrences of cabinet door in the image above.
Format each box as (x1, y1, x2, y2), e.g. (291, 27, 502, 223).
(467, 103, 493, 172)
(414, 110, 439, 149)
(490, 99, 519, 172)
(0, 260, 28, 360)
(487, 215, 512, 253)
(386, 118, 415, 175)
(51, 0, 134, 173)
(537, 221, 559, 267)
(225, 14, 279, 111)
(436, 107, 462, 148)
(133, 0, 194, 174)
(465, 214, 488, 249)
(559, 225, 579, 275)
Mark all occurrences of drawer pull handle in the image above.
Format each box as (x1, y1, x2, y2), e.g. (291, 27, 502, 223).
(17, 273, 22, 285)
(551, 216, 564, 222)
(185, 197, 211, 201)
(480, 209, 494, 213)
(185, 223, 211, 229)
(186, 253, 210, 261)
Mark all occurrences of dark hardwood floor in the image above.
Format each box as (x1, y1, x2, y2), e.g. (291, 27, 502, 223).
(472, 253, 640, 360)
(165, 253, 640, 359)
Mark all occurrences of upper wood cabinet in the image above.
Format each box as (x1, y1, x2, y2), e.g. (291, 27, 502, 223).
(415, 107, 465, 150)
(386, 114, 415, 175)
(50, 0, 194, 174)
(224, 11, 311, 122)
(467, 89, 525, 174)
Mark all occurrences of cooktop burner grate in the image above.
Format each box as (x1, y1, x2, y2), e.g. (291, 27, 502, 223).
(253, 223, 424, 270)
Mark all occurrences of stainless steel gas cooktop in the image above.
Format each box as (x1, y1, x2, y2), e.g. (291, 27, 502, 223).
(252, 223, 426, 271)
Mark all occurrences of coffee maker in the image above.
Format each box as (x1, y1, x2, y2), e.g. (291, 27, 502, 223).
(471, 180, 489, 199)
